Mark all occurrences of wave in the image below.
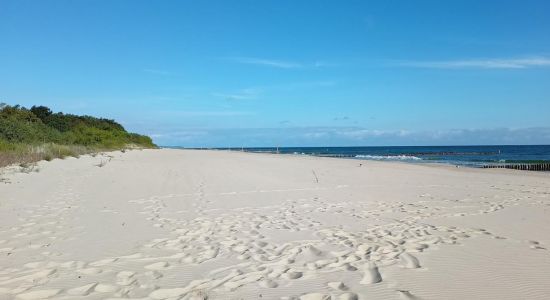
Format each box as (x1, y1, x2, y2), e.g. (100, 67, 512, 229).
(354, 154, 422, 161)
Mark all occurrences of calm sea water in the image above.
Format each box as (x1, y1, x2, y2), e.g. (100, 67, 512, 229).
(209, 145, 550, 167)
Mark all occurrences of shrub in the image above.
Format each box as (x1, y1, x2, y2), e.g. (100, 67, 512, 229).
(0, 103, 157, 167)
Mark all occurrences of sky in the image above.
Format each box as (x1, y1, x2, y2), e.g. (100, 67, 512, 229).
(1, 0, 550, 147)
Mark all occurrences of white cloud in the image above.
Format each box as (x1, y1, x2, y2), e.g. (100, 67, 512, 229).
(212, 88, 261, 100)
(230, 57, 302, 68)
(303, 132, 329, 139)
(397, 56, 550, 69)
(335, 128, 411, 139)
(228, 57, 337, 69)
(150, 130, 209, 141)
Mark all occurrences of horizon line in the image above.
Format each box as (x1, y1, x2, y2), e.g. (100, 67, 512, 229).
(161, 144, 550, 148)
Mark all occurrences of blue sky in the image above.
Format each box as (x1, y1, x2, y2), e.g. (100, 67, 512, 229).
(1, 0, 549, 146)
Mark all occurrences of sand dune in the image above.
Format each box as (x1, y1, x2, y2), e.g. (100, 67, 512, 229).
(1, 149, 550, 299)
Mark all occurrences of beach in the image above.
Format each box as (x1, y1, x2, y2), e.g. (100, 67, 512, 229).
(1, 148, 550, 300)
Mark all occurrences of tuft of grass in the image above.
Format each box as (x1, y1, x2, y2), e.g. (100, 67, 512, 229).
(19, 162, 39, 173)
(0, 142, 138, 168)
(96, 159, 107, 167)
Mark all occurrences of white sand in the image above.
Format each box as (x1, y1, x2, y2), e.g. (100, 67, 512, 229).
(1, 148, 550, 300)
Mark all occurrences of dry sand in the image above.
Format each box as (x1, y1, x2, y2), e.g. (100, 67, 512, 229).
(1, 148, 550, 300)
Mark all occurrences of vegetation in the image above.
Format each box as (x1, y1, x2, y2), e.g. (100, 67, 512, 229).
(0, 103, 156, 167)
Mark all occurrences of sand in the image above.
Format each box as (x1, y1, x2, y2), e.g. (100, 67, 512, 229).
(1, 148, 550, 300)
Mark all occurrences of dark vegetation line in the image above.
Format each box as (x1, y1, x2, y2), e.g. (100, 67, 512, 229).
(0, 103, 156, 167)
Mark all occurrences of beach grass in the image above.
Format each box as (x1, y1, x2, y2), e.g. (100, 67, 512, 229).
(0, 141, 137, 167)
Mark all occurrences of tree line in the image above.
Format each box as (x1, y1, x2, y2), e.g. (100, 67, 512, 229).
(0, 103, 155, 151)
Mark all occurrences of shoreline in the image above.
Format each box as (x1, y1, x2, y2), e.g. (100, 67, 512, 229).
(181, 148, 550, 178)
(165, 146, 550, 172)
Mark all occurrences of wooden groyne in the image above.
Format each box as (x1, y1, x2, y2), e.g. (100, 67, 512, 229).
(482, 163, 550, 171)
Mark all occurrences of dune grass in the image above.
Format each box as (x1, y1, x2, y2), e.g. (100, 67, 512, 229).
(0, 141, 134, 168)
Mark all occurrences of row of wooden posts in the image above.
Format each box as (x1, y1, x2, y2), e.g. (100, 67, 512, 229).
(482, 163, 550, 171)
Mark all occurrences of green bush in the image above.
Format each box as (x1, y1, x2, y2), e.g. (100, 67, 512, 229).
(0, 103, 156, 167)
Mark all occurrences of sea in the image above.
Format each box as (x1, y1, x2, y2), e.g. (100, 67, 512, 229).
(206, 145, 550, 168)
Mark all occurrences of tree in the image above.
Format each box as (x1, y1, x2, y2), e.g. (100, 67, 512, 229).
(30, 105, 53, 122)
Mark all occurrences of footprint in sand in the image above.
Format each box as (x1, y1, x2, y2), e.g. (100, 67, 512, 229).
(398, 290, 423, 300)
(149, 287, 188, 299)
(67, 283, 98, 296)
(327, 281, 347, 290)
(94, 283, 120, 293)
(1, 269, 57, 286)
(145, 261, 170, 270)
(341, 262, 358, 271)
(283, 270, 303, 280)
(145, 270, 164, 279)
(259, 279, 278, 288)
(90, 258, 118, 267)
(116, 271, 137, 286)
(299, 293, 331, 300)
(77, 267, 103, 275)
(338, 293, 359, 300)
(400, 252, 421, 269)
(360, 262, 382, 284)
(59, 260, 86, 269)
(528, 240, 546, 250)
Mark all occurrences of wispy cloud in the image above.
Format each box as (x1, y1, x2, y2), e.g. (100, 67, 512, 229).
(212, 88, 261, 100)
(230, 57, 302, 68)
(156, 110, 254, 117)
(397, 56, 550, 69)
(150, 130, 209, 141)
(211, 81, 336, 101)
(278, 80, 337, 89)
(333, 116, 350, 121)
(228, 57, 337, 69)
(313, 61, 340, 67)
(143, 68, 171, 75)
